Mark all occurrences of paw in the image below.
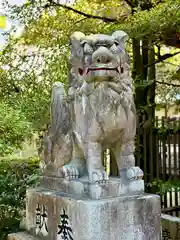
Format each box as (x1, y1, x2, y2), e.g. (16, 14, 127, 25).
(89, 168, 108, 183)
(59, 164, 80, 180)
(126, 167, 144, 180)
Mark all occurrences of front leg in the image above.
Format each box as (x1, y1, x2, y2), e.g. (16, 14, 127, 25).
(87, 142, 108, 183)
(113, 141, 143, 180)
(60, 132, 86, 180)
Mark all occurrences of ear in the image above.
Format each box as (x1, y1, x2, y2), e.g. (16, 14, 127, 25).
(70, 32, 85, 63)
(70, 31, 85, 42)
(112, 30, 129, 47)
(70, 32, 85, 51)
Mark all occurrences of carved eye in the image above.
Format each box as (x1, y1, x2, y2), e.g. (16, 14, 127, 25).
(109, 43, 118, 53)
(84, 43, 93, 54)
(114, 40, 119, 46)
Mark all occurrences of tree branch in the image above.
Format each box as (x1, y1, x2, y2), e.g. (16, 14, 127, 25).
(144, 51, 180, 69)
(156, 80, 180, 88)
(124, 0, 136, 8)
(44, 0, 118, 23)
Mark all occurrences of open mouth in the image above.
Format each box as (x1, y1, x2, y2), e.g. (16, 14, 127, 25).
(78, 67, 124, 76)
(87, 67, 119, 74)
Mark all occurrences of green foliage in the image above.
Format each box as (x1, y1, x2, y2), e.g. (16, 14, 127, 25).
(147, 179, 180, 196)
(0, 157, 40, 239)
(7, 0, 180, 44)
(155, 48, 180, 106)
(108, 0, 180, 41)
(0, 102, 33, 156)
(0, 41, 69, 131)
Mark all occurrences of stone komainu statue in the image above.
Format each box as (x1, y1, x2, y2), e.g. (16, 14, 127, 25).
(41, 31, 143, 182)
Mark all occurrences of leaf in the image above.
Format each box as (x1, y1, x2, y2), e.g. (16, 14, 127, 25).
(0, 15, 6, 29)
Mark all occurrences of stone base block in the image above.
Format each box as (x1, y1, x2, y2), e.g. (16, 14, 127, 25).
(40, 176, 144, 199)
(161, 214, 180, 239)
(8, 232, 38, 240)
(24, 187, 161, 240)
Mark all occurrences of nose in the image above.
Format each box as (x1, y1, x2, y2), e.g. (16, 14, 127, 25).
(92, 47, 113, 64)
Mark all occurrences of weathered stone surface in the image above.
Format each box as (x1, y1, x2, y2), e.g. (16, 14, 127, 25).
(24, 188, 161, 240)
(8, 232, 38, 240)
(41, 30, 143, 183)
(161, 214, 180, 239)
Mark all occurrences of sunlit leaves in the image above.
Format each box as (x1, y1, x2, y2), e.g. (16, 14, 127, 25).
(0, 15, 6, 29)
(0, 102, 32, 156)
(155, 47, 180, 104)
(119, 0, 180, 40)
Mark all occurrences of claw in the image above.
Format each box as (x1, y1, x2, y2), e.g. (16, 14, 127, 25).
(89, 168, 109, 183)
(126, 167, 144, 180)
(61, 165, 80, 180)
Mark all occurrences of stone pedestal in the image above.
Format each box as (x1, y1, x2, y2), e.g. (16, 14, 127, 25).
(161, 214, 180, 239)
(8, 177, 161, 240)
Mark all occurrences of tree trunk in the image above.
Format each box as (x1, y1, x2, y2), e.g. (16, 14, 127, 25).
(132, 38, 143, 81)
(133, 39, 157, 182)
(165, 104, 168, 118)
(148, 41, 156, 122)
(142, 38, 149, 80)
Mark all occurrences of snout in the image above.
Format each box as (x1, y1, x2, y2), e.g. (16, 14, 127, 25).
(92, 46, 115, 65)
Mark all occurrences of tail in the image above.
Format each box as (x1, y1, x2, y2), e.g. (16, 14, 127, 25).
(50, 82, 71, 137)
(42, 82, 72, 166)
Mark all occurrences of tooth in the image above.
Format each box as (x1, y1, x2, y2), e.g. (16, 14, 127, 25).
(83, 67, 88, 75)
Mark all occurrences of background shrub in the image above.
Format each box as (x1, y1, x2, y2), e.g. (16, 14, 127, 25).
(0, 156, 40, 240)
(0, 102, 33, 156)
